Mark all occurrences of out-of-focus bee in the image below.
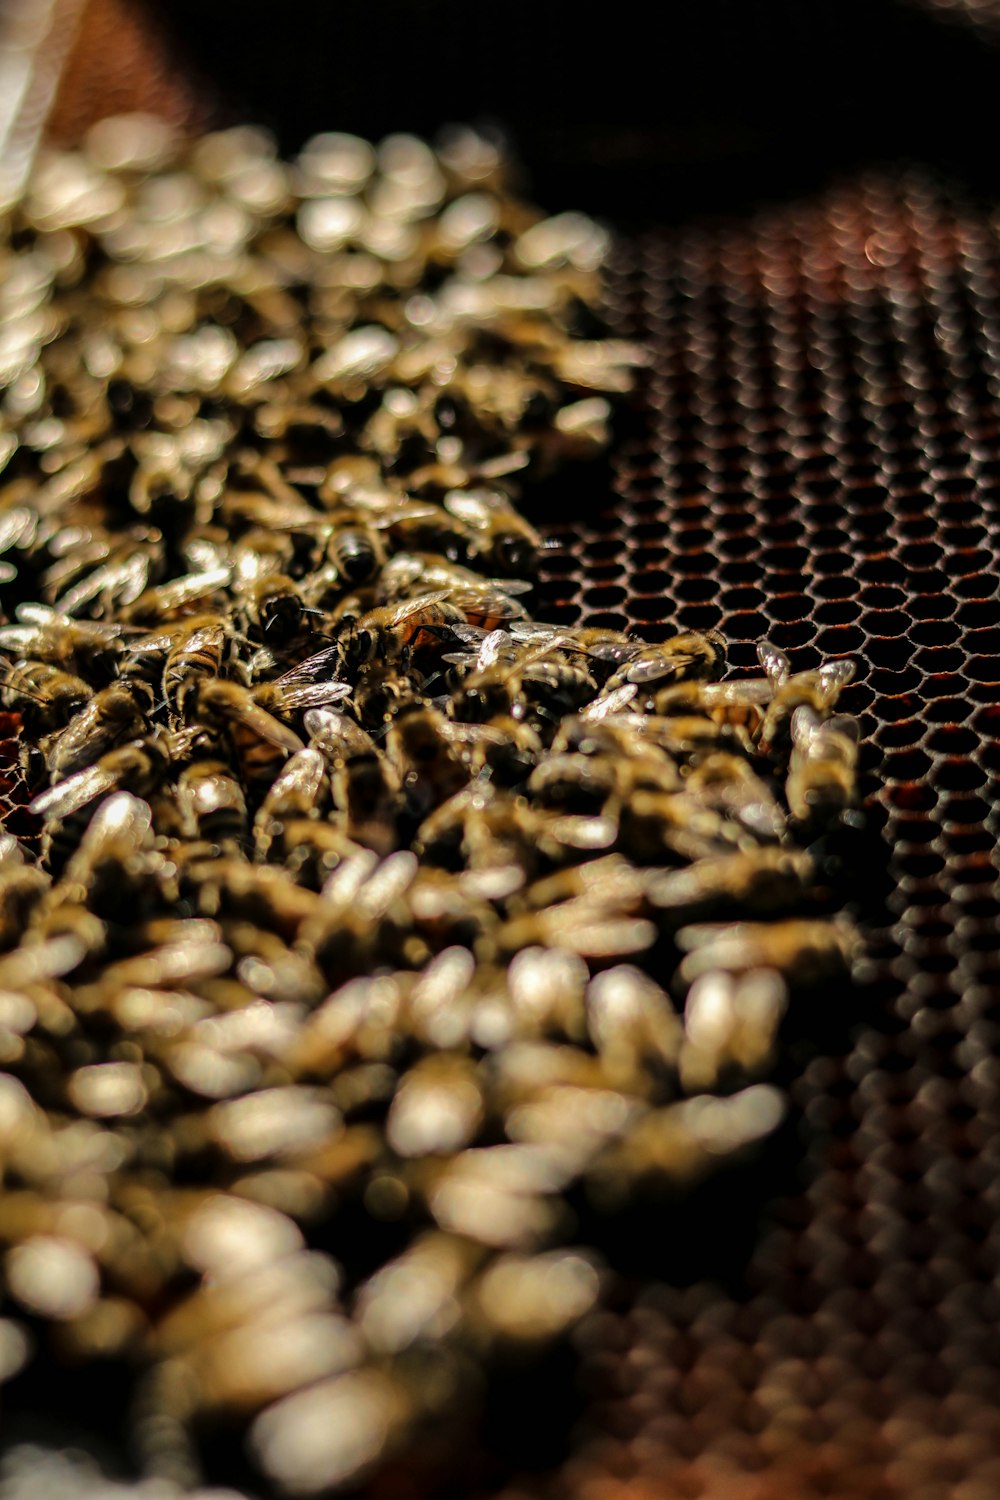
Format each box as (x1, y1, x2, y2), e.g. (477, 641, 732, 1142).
(0, 661, 92, 735)
(333, 751, 401, 858)
(786, 706, 860, 826)
(647, 847, 814, 924)
(606, 630, 727, 696)
(0, 830, 49, 949)
(304, 707, 379, 765)
(31, 732, 186, 871)
(526, 752, 617, 814)
(441, 488, 542, 576)
(176, 760, 249, 849)
(338, 592, 466, 672)
(121, 566, 233, 625)
(676, 916, 858, 988)
(679, 968, 788, 1093)
(386, 705, 470, 823)
(253, 748, 329, 861)
(440, 715, 543, 787)
(56, 790, 165, 919)
(757, 643, 855, 750)
(298, 849, 418, 979)
(0, 605, 127, 681)
(616, 788, 745, 867)
(45, 682, 153, 782)
(684, 752, 786, 843)
(352, 661, 427, 730)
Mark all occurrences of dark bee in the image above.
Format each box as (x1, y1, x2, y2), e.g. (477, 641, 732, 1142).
(45, 682, 154, 782)
(386, 705, 470, 823)
(338, 592, 466, 672)
(176, 760, 250, 849)
(1, 661, 92, 736)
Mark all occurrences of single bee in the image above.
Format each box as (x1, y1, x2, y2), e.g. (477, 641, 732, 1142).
(647, 847, 814, 924)
(605, 630, 727, 695)
(338, 592, 465, 672)
(676, 916, 858, 989)
(31, 733, 184, 872)
(45, 682, 153, 782)
(193, 681, 307, 796)
(786, 706, 860, 827)
(441, 488, 542, 576)
(124, 616, 230, 720)
(352, 662, 427, 729)
(56, 790, 165, 920)
(684, 752, 786, 843)
(333, 753, 401, 858)
(176, 760, 250, 849)
(0, 605, 126, 682)
(323, 518, 387, 588)
(0, 830, 49, 949)
(386, 705, 470, 823)
(237, 574, 315, 645)
(253, 748, 329, 861)
(757, 644, 856, 750)
(0, 661, 92, 736)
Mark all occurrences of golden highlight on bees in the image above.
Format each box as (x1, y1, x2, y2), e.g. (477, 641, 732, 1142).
(0, 116, 862, 1495)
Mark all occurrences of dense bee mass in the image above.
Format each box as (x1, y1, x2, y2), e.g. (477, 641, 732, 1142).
(0, 118, 862, 1494)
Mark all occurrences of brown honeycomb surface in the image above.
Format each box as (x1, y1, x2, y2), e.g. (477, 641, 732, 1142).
(497, 169, 1000, 1500)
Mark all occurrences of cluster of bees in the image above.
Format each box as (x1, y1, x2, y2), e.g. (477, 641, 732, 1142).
(0, 118, 861, 1494)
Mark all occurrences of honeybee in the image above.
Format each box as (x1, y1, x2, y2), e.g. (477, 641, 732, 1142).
(0, 605, 126, 681)
(333, 752, 401, 858)
(121, 566, 233, 625)
(304, 707, 379, 765)
(254, 748, 329, 860)
(647, 847, 814, 924)
(193, 681, 306, 795)
(386, 706, 470, 822)
(757, 644, 856, 749)
(605, 630, 727, 695)
(441, 488, 542, 576)
(0, 831, 48, 949)
(684, 752, 786, 843)
(323, 517, 387, 587)
(176, 760, 249, 848)
(338, 593, 465, 672)
(45, 682, 153, 782)
(1, 661, 92, 735)
(57, 790, 165, 919)
(32, 733, 184, 871)
(786, 707, 859, 826)
(352, 662, 427, 729)
(676, 916, 858, 988)
(123, 616, 230, 720)
(236, 574, 315, 644)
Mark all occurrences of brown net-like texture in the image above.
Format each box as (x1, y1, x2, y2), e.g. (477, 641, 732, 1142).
(505, 171, 1000, 1500)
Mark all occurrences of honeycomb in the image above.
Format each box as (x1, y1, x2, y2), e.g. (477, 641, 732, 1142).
(506, 168, 1000, 1500)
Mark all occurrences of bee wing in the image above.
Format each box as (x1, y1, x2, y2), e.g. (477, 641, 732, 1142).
(757, 642, 790, 690)
(55, 553, 152, 615)
(701, 678, 772, 706)
(581, 683, 638, 718)
(0, 507, 35, 553)
(30, 762, 119, 819)
(280, 682, 353, 713)
(477, 628, 511, 670)
(233, 701, 305, 753)
(817, 658, 856, 701)
(274, 644, 343, 685)
(133, 566, 233, 616)
(826, 714, 860, 740)
(625, 656, 679, 685)
(0, 561, 15, 584)
(124, 627, 181, 657)
(367, 503, 442, 529)
(491, 578, 532, 595)
(441, 491, 492, 529)
(386, 591, 451, 626)
(357, 850, 419, 919)
(790, 705, 824, 747)
(0, 626, 37, 654)
(68, 791, 153, 870)
(262, 747, 326, 804)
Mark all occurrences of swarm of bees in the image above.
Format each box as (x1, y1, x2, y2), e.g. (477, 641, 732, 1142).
(0, 117, 862, 1494)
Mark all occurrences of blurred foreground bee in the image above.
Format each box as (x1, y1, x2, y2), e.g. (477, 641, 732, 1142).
(757, 643, 855, 750)
(786, 706, 860, 827)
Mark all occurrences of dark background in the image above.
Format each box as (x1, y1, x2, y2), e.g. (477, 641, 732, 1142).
(160, 0, 999, 223)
